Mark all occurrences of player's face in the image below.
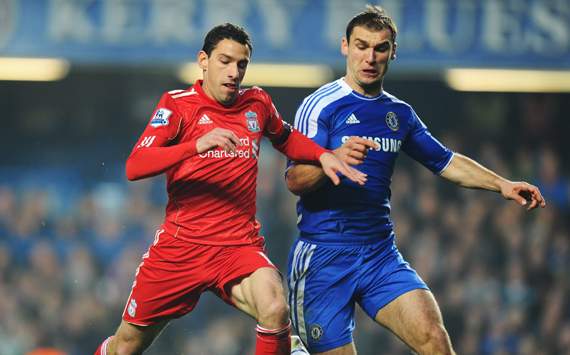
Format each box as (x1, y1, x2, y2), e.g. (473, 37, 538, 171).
(198, 39, 250, 106)
(341, 26, 396, 96)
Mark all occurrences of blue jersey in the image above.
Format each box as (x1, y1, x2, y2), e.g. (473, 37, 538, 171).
(291, 78, 453, 243)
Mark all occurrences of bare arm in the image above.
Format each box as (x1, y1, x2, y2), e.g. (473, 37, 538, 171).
(286, 137, 377, 195)
(286, 164, 327, 195)
(440, 153, 546, 210)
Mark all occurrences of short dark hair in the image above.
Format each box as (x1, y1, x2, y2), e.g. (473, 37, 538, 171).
(201, 23, 253, 56)
(346, 5, 397, 44)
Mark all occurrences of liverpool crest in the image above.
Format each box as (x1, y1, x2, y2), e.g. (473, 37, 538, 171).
(245, 111, 260, 132)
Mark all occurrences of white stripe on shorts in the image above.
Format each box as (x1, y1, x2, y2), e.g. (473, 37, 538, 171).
(289, 241, 317, 345)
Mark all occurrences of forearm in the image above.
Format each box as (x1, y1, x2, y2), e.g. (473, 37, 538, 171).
(286, 164, 328, 195)
(272, 129, 328, 162)
(440, 153, 510, 192)
(126, 141, 197, 181)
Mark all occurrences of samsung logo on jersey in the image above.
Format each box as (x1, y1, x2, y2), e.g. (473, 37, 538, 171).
(342, 136, 402, 153)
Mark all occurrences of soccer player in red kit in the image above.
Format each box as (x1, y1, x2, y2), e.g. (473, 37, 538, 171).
(95, 23, 366, 355)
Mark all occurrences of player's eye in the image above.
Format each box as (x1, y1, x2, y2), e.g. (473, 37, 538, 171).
(376, 43, 390, 52)
(238, 60, 248, 70)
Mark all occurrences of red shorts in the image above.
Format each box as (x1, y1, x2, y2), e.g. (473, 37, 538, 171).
(122, 229, 276, 326)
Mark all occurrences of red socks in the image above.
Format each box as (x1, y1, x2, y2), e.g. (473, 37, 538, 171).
(94, 336, 112, 355)
(255, 322, 291, 355)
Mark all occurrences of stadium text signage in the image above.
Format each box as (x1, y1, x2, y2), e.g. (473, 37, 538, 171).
(0, 0, 568, 69)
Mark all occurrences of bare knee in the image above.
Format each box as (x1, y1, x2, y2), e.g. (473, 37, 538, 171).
(109, 334, 146, 355)
(257, 298, 289, 328)
(108, 329, 150, 355)
(415, 324, 454, 355)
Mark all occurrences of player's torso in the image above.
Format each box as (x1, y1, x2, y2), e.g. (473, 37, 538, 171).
(169, 93, 266, 188)
(298, 93, 412, 241)
(162, 89, 269, 244)
(326, 94, 411, 189)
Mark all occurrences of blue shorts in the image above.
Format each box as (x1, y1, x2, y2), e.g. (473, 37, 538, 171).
(287, 234, 428, 353)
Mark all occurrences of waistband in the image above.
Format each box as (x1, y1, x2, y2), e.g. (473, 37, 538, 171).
(299, 231, 394, 246)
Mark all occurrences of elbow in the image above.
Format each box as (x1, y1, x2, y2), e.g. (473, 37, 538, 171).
(125, 160, 141, 181)
(285, 174, 303, 196)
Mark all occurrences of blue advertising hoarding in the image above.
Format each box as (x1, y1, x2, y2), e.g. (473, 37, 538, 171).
(0, 0, 568, 69)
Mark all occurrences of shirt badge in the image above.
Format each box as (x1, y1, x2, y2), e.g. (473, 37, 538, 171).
(150, 108, 172, 127)
(385, 111, 399, 131)
(245, 111, 260, 132)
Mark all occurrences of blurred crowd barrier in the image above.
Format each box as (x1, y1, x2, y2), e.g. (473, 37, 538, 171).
(1, 102, 569, 355)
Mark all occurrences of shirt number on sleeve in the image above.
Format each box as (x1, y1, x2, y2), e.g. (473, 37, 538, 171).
(137, 136, 156, 148)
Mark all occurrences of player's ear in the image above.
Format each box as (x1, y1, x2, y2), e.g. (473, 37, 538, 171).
(390, 42, 397, 60)
(341, 37, 349, 57)
(197, 50, 209, 71)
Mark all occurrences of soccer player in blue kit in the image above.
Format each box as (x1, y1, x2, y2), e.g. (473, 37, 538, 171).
(285, 5, 546, 355)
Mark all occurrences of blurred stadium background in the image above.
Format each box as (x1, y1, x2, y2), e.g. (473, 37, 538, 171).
(1, 0, 569, 354)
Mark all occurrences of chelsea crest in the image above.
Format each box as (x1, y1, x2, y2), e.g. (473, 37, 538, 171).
(385, 111, 399, 131)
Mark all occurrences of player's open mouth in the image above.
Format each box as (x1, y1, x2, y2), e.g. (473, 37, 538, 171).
(223, 83, 237, 90)
(362, 69, 378, 77)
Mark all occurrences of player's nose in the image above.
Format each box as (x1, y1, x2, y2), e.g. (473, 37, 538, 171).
(365, 48, 376, 64)
(227, 63, 239, 79)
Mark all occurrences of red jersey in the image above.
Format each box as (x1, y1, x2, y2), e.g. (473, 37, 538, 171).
(126, 80, 327, 246)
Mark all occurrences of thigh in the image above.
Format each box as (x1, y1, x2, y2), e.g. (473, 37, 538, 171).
(374, 289, 445, 349)
(216, 244, 282, 320)
(229, 266, 286, 320)
(287, 240, 360, 354)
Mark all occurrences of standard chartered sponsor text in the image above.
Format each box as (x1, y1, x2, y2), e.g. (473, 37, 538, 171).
(199, 137, 255, 159)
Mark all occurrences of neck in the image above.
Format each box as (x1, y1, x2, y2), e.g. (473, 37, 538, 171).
(344, 74, 383, 97)
(200, 79, 234, 106)
(200, 79, 216, 101)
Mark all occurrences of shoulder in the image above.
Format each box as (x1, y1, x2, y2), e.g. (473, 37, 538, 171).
(301, 79, 350, 106)
(382, 91, 412, 109)
(164, 87, 199, 102)
(239, 86, 272, 104)
(156, 87, 201, 118)
(297, 79, 352, 119)
(382, 91, 416, 118)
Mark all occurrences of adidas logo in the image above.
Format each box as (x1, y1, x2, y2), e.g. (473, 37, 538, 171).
(198, 114, 213, 125)
(345, 113, 360, 125)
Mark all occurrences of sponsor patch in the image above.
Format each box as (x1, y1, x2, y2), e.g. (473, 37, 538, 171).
(245, 111, 260, 132)
(150, 108, 172, 127)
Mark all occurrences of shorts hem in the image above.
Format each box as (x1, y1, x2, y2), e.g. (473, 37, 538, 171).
(121, 317, 152, 327)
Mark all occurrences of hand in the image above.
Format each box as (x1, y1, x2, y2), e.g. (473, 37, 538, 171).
(319, 152, 367, 186)
(499, 180, 546, 211)
(334, 137, 379, 165)
(196, 128, 242, 154)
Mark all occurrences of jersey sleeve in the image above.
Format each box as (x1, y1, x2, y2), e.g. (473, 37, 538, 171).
(401, 108, 454, 174)
(125, 93, 197, 180)
(282, 95, 332, 171)
(260, 90, 328, 162)
(293, 95, 330, 147)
